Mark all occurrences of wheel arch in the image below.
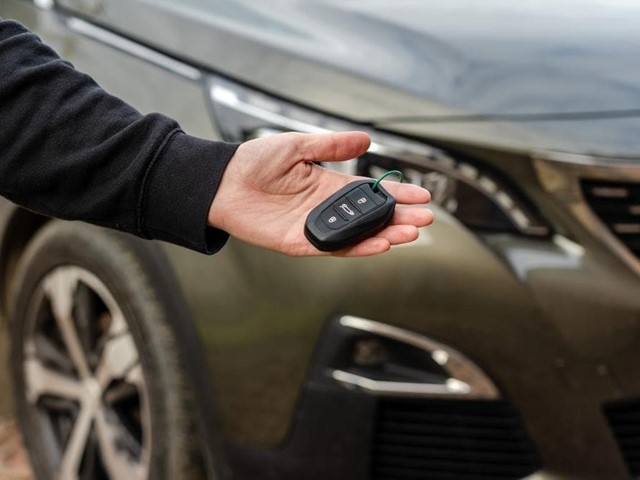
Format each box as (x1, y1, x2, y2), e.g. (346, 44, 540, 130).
(0, 202, 50, 318)
(121, 235, 229, 479)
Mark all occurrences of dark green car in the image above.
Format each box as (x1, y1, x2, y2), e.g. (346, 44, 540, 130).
(2, 1, 640, 479)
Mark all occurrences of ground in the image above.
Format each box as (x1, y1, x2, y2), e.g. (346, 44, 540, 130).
(0, 419, 31, 480)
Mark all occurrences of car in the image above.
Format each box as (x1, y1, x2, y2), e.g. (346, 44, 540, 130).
(2, 0, 640, 479)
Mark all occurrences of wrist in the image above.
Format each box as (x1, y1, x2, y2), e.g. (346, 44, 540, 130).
(145, 131, 238, 252)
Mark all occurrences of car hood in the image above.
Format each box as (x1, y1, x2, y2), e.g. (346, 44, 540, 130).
(66, 0, 640, 156)
(336, 0, 640, 118)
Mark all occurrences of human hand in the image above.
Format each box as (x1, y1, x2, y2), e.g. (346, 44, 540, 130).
(208, 131, 433, 256)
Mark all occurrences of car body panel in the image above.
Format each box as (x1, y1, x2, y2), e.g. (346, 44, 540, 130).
(2, 1, 212, 139)
(161, 208, 536, 446)
(163, 214, 640, 478)
(58, 0, 640, 156)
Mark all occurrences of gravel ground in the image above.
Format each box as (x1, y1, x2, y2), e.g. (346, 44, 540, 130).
(0, 420, 32, 480)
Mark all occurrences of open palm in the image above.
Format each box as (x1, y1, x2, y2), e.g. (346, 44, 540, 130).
(208, 132, 433, 256)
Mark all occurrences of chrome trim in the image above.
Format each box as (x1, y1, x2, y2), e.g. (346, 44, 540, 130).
(614, 224, 640, 234)
(333, 315, 500, 400)
(34, 0, 55, 9)
(210, 84, 329, 134)
(590, 186, 629, 198)
(331, 370, 471, 398)
(533, 150, 640, 276)
(66, 18, 202, 81)
(553, 234, 585, 258)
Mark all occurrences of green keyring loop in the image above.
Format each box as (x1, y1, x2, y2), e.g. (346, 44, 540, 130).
(372, 170, 404, 191)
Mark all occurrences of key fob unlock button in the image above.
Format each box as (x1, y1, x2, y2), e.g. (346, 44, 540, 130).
(346, 187, 377, 214)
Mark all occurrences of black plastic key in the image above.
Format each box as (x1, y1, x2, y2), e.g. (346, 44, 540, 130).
(304, 179, 396, 251)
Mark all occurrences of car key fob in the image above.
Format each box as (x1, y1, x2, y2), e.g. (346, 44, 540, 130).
(304, 179, 396, 251)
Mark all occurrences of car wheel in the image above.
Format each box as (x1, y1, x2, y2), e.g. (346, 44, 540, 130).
(8, 221, 204, 480)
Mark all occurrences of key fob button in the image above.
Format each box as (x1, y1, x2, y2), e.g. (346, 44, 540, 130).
(333, 199, 360, 221)
(347, 188, 377, 214)
(321, 208, 348, 229)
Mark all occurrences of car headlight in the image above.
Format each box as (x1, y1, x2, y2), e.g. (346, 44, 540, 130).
(207, 75, 549, 237)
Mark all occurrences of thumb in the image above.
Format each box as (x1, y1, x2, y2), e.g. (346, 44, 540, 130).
(298, 131, 371, 163)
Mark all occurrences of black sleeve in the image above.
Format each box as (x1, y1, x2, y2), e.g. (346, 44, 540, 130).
(0, 20, 239, 254)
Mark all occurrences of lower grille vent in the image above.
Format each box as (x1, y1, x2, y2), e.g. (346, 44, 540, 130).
(604, 399, 640, 476)
(372, 399, 540, 480)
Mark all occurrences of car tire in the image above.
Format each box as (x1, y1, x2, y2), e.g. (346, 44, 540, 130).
(8, 220, 204, 480)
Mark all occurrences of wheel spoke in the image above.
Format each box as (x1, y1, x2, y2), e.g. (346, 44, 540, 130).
(107, 311, 128, 337)
(56, 403, 94, 480)
(126, 364, 144, 390)
(25, 357, 83, 403)
(95, 407, 145, 480)
(44, 268, 91, 379)
(95, 333, 139, 389)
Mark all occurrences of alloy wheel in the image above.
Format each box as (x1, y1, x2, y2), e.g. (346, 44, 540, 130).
(21, 265, 151, 480)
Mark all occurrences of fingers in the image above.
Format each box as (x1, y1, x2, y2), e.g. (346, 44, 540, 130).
(390, 207, 434, 228)
(380, 181, 431, 205)
(320, 204, 433, 258)
(298, 131, 371, 163)
(376, 225, 420, 245)
(333, 237, 391, 257)
(332, 224, 423, 257)
(283, 131, 430, 206)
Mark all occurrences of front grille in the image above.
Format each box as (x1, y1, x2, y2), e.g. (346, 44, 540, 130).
(372, 398, 540, 480)
(582, 180, 640, 258)
(604, 399, 640, 476)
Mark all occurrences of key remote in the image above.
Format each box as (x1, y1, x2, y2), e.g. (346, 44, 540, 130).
(304, 179, 396, 251)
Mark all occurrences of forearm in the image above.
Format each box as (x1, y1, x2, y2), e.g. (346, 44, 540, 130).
(0, 20, 238, 253)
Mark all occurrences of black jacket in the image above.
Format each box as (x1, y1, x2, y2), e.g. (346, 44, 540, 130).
(0, 20, 238, 254)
